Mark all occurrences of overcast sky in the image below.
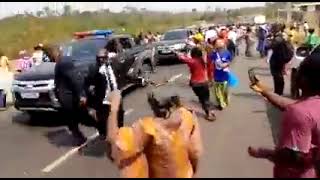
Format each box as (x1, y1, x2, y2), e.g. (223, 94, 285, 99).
(0, 2, 266, 18)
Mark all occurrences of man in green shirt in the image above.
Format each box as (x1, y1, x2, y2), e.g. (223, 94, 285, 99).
(304, 28, 320, 49)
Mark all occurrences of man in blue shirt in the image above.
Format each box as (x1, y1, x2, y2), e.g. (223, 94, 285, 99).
(211, 39, 233, 110)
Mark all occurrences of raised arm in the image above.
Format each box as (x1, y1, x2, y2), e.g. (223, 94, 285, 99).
(251, 81, 297, 111)
(176, 52, 194, 65)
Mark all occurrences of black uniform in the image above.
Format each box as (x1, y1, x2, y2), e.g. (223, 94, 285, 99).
(269, 33, 293, 95)
(82, 61, 124, 137)
(54, 57, 88, 141)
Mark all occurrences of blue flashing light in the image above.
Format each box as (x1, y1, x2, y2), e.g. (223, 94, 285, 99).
(92, 30, 113, 36)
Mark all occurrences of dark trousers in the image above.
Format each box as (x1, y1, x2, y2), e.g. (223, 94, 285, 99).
(290, 68, 300, 99)
(270, 63, 285, 96)
(245, 43, 252, 57)
(94, 102, 124, 136)
(191, 83, 212, 115)
(60, 93, 124, 137)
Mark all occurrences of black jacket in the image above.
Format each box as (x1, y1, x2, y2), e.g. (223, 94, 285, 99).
(82, 62, 117, 109)
(54, 57, 83, 109)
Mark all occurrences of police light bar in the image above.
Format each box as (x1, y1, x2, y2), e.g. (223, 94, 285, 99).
(74, 30, 113, 38)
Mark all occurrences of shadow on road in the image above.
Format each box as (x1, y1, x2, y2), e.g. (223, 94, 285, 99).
(265, 102, 281, 145)
(232, 92, 261, 100)
(12, 112, 68, 127)
(79, 137, 108, 158)
(45, 128, 82, 147)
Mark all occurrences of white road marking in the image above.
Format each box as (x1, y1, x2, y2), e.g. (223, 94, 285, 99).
(42, 108, 134, 173)
(168, 73, 182, 82)
(124, 108, 134, 116)
(41, 131, 99, 173)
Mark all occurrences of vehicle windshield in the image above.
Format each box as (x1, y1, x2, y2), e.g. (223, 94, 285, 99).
(60, 39, 106, 61)
(163, 30, 188, 41)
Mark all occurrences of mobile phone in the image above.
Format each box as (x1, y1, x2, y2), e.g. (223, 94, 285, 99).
(248, 68, 259, 84)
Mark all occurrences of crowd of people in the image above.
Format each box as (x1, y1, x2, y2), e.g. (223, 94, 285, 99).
(134, 31, 162, 45)
(2, 20, 320, 178)
(103, 23, 320, 178)
(0, 43, 56, 74)
(105, 25, 254, 177)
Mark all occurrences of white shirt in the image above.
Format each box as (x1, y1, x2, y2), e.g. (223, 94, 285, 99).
(32, 51, 43, 66)
(304, 23, 309, 30)
(98, 64, 118, 105)
(228, 30, 237, 44)
(205, 29, 217, 42)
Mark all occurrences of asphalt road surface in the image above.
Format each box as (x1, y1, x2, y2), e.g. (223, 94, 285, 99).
(0, 47, 290, 177)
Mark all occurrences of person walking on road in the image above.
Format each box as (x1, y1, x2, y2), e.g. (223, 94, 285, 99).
(256, 25, 268, 58)
(107, 88, 203, 178)
(268, 23, 294, 95)
(80, 49, 124, 138)
(244, 27, 254, 57)
(176, 47, 216, 121)
(228, 26, 238, 57)
(54, 55, 87, 145)
(210, 39, 233, 110)
(248, 53, 320, 178)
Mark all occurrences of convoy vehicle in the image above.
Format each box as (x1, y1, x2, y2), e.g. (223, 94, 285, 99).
(155, 28, 193, 63)
(12, 30, 155, 113)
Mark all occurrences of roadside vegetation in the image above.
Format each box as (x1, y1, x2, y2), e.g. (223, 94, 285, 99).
(0, 2, 312, 59)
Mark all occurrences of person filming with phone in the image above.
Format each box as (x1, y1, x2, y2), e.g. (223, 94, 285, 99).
(247, 52, 320, 178)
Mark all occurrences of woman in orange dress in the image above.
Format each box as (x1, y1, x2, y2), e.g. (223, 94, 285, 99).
(107, 88, 203, 178)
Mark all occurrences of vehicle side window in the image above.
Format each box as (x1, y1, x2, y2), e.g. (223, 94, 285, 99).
(105, 39, 118, 53)
(119, 38, 132, 49)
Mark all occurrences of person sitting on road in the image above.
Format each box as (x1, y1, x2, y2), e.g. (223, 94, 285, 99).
(248, 53, 320, 178)
(176, 47, 216, 121)
(107, 88, 203, 178)
(16, 50, 33, 72)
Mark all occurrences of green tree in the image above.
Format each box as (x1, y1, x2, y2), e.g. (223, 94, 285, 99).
(43, 6, 53, 17)
(63, 5, 72, 16)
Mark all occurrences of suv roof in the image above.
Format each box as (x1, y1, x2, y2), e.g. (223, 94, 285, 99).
(166, 28, 188, 32)
(77, 34, 132, 41)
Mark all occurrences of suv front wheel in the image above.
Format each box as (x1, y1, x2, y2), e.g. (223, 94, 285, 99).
(138, 63, 152, 87)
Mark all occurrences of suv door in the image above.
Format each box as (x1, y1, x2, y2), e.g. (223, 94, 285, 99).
(105, 38, 127, 89)
(118, 37, 138, 76)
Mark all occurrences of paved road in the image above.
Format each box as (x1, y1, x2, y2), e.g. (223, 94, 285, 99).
(0, 49, 289, 177)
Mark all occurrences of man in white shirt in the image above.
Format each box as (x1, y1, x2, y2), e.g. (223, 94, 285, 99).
(303, 21, 309, 37)
(205, 26, 218, 42)
(228, 26, 238, 56)
(228, 26, 237, 45)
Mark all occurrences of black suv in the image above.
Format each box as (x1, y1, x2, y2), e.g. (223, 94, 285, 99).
(155, 28, 192, 63)
(12, 32, 155, 113)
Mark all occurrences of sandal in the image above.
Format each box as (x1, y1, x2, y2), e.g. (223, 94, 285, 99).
(206, 111, 216, 121)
